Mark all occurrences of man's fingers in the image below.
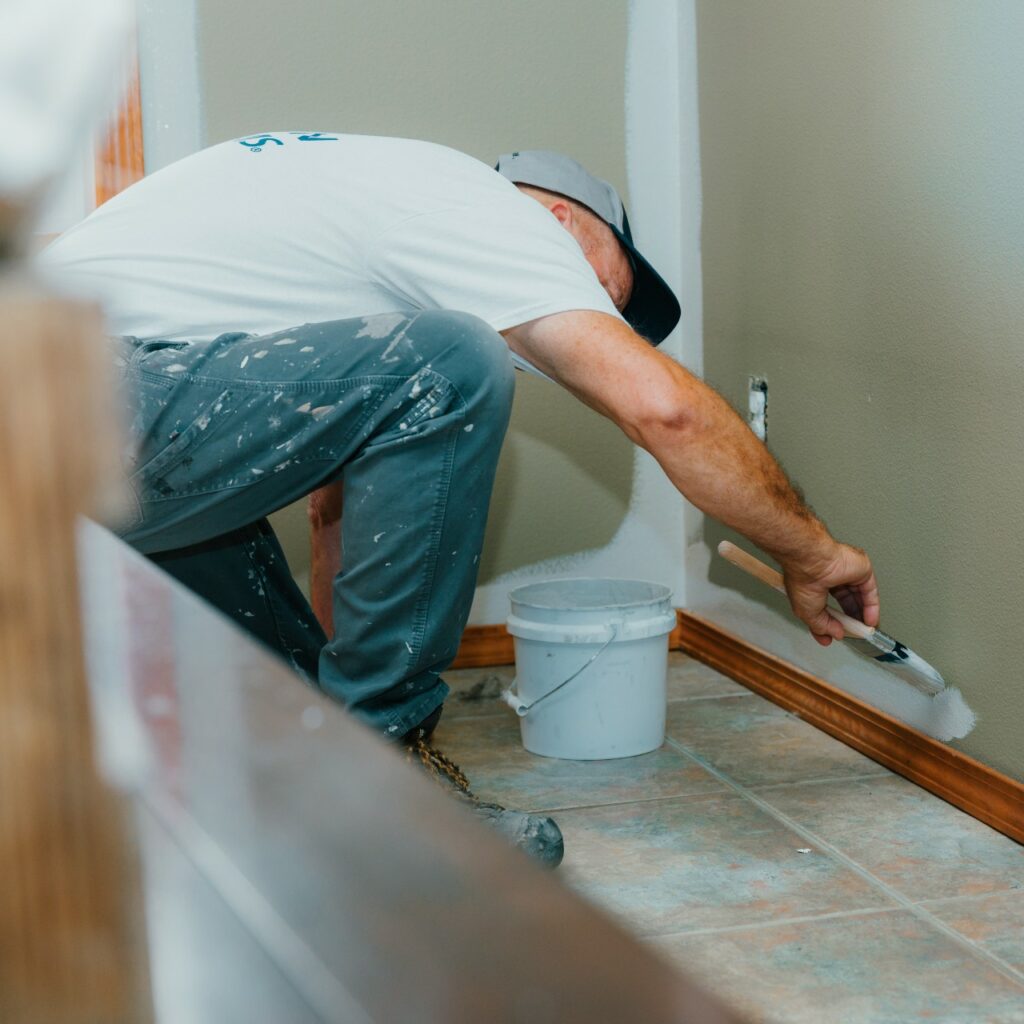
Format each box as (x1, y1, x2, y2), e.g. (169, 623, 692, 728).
(795, 592, 845, 646)
(856, 575, 881, 628)
(830, 579, 880, 629)
(831, 585, 861, 619)
(817, 609, 846, 643)
(784, 542, 880, 647)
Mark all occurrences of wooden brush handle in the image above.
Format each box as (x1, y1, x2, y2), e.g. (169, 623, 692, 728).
(717, 540, 786, 593)
(716, 541, 875, 640)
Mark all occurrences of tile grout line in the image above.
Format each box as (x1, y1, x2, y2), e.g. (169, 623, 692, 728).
(747, 770, 895, 793)
(441, 714, 514, 724)
(914, 887, 1024, 910)
(443, 690, 754, 723)
(644, 903, 903, 942)
(525, 770, 896, 816)
(527, 787, 728, 816)
(663, 736, 1024, 991)
(667, 693, 757, 703)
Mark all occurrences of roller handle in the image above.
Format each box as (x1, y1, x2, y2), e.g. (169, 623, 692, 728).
(716, 540, 875, 641)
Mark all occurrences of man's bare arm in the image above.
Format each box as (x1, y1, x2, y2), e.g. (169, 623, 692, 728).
(502, 310, 879, 645)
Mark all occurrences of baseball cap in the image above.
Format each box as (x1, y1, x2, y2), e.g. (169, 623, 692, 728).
(495, 149, 680, 346)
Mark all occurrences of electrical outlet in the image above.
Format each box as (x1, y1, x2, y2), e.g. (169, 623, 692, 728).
(748, 376, 767, 441)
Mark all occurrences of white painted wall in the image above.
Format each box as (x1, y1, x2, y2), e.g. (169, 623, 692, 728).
(136, 0, 202, 173)
(26, 0, 133, 235)
(36, 0, 202, 234)
(468, 0, 697, 623)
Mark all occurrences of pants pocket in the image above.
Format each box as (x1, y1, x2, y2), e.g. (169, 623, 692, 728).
(128, 387, 233, 502)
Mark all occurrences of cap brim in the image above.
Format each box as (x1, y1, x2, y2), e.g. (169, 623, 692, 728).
(610, 226, 680, 346)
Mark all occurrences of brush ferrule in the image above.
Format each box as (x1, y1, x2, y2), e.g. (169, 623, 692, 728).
(870, 629, 897, 654)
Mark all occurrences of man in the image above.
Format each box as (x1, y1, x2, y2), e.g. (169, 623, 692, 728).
(43, 134, 879, 869)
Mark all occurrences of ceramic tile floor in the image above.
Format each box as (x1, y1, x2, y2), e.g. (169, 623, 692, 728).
(436, 653, 1024, 1023)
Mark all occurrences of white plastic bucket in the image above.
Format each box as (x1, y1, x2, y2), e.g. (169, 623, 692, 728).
(504, 578, 676, 760)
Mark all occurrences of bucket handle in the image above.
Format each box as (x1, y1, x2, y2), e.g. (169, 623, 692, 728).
(501, 625, 618, 719)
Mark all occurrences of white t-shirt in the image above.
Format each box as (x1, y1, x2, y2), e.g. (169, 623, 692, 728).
(42, 132, 624, 376)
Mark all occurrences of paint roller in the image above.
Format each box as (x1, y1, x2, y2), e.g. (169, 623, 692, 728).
(717, 540, 946, 696)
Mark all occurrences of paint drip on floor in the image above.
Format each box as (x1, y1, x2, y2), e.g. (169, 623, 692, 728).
(456, 675, 504, 703)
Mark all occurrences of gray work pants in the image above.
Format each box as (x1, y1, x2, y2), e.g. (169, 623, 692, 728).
(115, 310, 515, 737)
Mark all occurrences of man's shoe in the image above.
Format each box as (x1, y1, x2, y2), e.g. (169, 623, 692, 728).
(400, 705, 443, 745)
(406, 737, 564, 869)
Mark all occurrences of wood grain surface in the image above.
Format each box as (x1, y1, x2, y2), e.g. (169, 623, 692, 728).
(0, 286, 152, 1022)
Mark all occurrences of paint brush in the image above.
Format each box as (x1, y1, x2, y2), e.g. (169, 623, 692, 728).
(717, 541, 946, 696)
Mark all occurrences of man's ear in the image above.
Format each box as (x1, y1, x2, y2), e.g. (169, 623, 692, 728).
(547, 199, 574, 229)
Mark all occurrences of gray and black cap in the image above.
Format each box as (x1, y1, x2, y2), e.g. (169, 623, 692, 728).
(495, 149, 681, 346)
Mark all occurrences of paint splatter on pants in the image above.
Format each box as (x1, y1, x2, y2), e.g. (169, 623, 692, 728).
(113, 311, 515, 738)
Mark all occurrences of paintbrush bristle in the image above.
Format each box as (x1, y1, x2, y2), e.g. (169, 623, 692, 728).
(843, 636, 946, 696)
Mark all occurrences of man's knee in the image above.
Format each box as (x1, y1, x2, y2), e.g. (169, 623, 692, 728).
(407, 310, 514, 415)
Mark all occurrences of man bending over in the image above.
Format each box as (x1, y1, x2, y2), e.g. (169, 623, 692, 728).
(43, 136, 879, 868)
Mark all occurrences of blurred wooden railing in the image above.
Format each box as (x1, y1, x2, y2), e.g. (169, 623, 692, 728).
(94, 56, 145, 207)
(0, 282, 152, 1022)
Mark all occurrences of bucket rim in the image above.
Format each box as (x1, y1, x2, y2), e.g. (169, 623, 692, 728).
(508, 576, 673, 612)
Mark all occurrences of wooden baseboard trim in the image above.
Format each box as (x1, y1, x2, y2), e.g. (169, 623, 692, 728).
(452, 611, 1023, 845)
(676, 610, 1024, 845)
(451, 624, 514, 668)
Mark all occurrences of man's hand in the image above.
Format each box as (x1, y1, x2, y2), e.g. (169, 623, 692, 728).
(780, 542, 880, 647)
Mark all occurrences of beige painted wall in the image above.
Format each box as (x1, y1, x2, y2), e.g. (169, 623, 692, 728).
(194, 0, 633, 593)
(695, 1, 1024, 779)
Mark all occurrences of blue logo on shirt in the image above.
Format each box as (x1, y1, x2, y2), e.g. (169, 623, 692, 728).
(238, 132, 338, 152)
